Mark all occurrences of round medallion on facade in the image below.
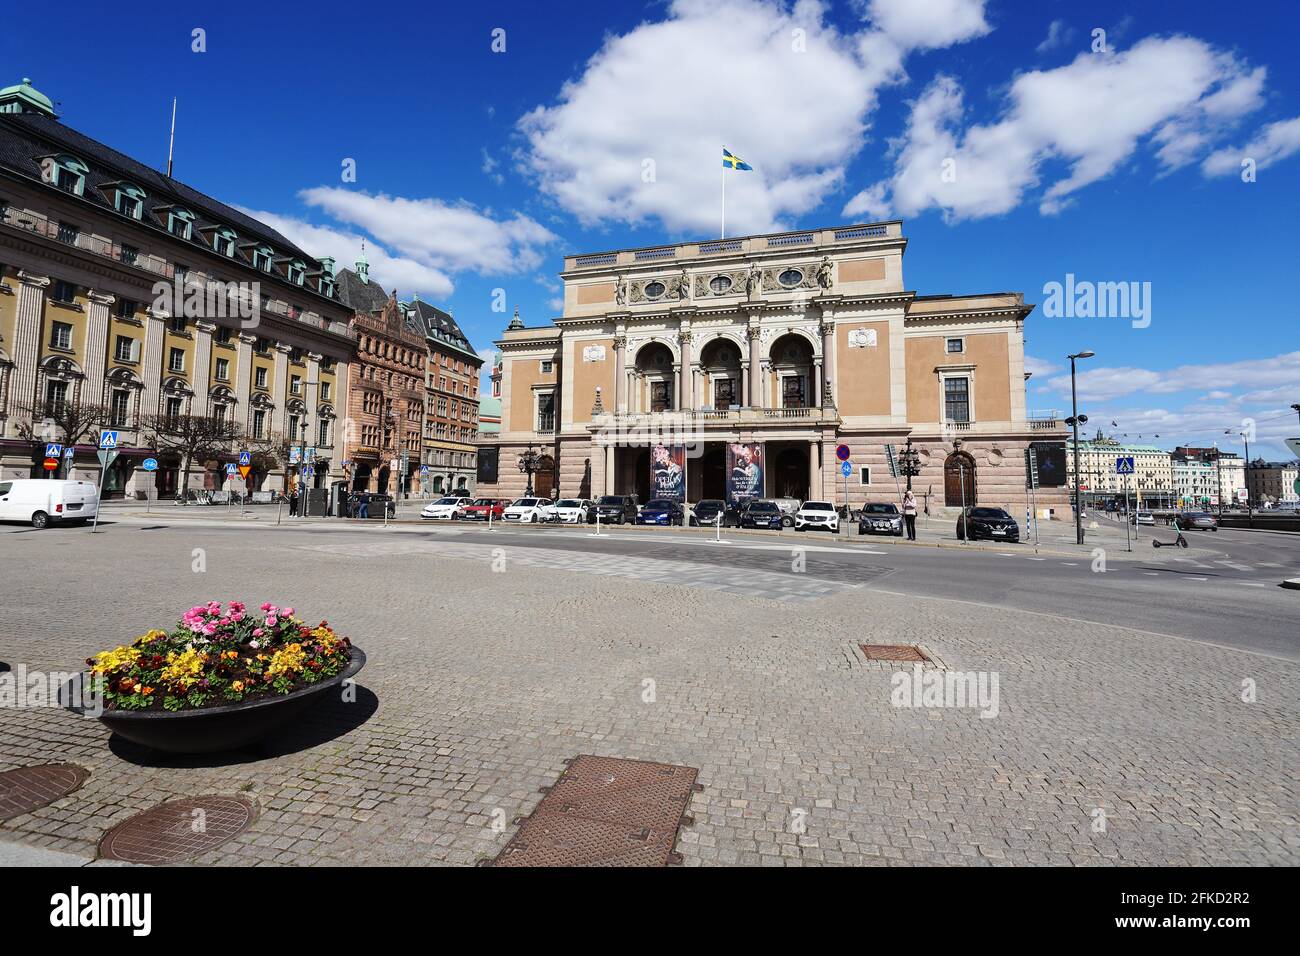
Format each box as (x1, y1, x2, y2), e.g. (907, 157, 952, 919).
(644, 280, 667, 299)
(988, 448, 1005, 466)
(708, 274, 733, 294)
(778, 268, 803, 288)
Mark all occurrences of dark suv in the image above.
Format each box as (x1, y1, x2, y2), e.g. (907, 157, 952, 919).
(591, 494, 638, 524)
(956, 506, 1019, 542)
(738, 499, 783, 530)
(692, 499, 727, 526)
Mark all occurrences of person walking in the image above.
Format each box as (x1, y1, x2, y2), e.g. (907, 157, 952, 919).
(288, 479, 298, 516)
(357, 495, 369, 520)
(902, 489, 918, 541)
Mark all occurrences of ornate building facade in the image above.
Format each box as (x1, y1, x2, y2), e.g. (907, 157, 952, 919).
(0, 79, 353, 496)
(475, 221, 1070, 513)
(413, 299, 480, 496)
(336, 261, 427, 495)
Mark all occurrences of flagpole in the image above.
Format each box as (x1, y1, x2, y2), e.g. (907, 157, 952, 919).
(721, 160, 726, 240)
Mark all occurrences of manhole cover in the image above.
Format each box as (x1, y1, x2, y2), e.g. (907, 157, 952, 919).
(488, 755, 699, 867)
(98, 794, 257, 864)
(860, 643, 930, 662)
(0, 764, 89, 821)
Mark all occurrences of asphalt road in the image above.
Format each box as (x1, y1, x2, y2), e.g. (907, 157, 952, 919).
(33, 507, 1298, 660)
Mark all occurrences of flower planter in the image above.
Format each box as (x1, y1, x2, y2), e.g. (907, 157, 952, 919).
(62, 648, 365, 754)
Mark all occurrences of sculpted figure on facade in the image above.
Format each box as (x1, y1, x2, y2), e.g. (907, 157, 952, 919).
(816, 256, 834, 290)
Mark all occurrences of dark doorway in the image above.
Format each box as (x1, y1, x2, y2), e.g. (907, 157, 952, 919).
(944, 451, 976, 506)
(700, 445, 726, 500)
(535, 454, 555, 498)
(773, 445, 809, 500)
(377, 466, 390, 494)
(351, 463, 371, 492)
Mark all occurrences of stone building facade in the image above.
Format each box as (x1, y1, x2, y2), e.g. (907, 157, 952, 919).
(475, 220, 1069, 514)
(413, 299, 480, 496)
(0, 79, 353, 497)
(336, 261, 427, 495)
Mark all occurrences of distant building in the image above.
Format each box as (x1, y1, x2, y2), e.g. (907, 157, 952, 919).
(1172, 446, 1245, 507)
(1246, 459, 1300, 507)
(1066, 438, 1174, 507)
(411, 299, 481, 495)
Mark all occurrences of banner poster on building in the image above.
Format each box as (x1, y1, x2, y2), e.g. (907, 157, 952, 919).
(726, 442, 764, 505)
(1028, 441, 1068, 487)
(476, 446, 499, 485)
(650, 442, 686, 501)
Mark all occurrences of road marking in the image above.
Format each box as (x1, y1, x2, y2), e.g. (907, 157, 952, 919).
(1144, 572, 1160, 576)
(1061, 562, 1079, 566)
(1237, 582, 1267, 588)
(1027, 557, 1047, 561)
(1187, 577, 1209, 582)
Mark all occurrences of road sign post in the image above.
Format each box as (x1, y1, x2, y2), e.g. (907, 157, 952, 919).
(1027, 448, 1040, 547)
(92, 430, 119, 533)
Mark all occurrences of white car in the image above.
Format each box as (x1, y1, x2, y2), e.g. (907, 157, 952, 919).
(795, 500, 839, 533)
(502, 497, 555, 523)
(552, 498, 590, 523)
(421, 495, 474, 520)
(0, 479, 99, 529)
(1130, 511, 1156, 526)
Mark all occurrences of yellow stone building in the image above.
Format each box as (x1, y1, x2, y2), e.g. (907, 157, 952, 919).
(476, 220, 1070, 513)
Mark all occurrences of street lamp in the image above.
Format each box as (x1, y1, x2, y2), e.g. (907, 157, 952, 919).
(1066, 350, 1094, 545)
(899, 438, 921, 492)
(518, 444, 540, 497)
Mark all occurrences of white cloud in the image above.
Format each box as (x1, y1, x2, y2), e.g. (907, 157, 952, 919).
(299, 188, 558, 275)
(239, 207, 455, 299)
(1024, 355, 1062, 378)
(848, 35, 1269, 221)
(1039, 350, 1300, 402)
(1035, 20, 1073, 55)
(1202, 116, 1300, 177)
(481, 148, 505, 185)
(518, 0, 991, 235)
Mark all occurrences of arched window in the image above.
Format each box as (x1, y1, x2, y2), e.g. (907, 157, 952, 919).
(43, 154, 88, 195)
(212, 227, 237, 257)
(287, 259, 306, 285)
(114, 183, 147, 219)
(167, 207, 195, 240)
(252, 245, 274, 272)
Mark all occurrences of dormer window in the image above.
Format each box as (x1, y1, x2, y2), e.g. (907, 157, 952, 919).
(43, 155, 87, 196)
(287, 260, 306, 285)
(212, 227, 237, 257)
(114, 184, 146, 220)
(252, 245, 274, 272)
(167, 208, 195, 240)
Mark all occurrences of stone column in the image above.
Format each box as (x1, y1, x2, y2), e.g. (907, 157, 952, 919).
(235, 333, 255, 430)
(747, 326, 763, 408)
(613, 335, 627, 413)
(605, 444, 614, 495)
(11, 272, 50, 421)
(740, 361, 750, 407)
(677, 330, 692, 411)
(809, 440, 819, 500)
(140, 308, 167, 418)
(84, 290, 114, 408)
(820, 318, 835, 406)
(192, 321, 215, 417)
(812, 357, 823, 408)
(272, 344, 290, 438)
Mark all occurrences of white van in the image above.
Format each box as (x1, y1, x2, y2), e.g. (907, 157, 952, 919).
(0, 479, 99, 528)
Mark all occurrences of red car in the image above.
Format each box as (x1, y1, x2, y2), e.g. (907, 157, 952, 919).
(461, 497, 510, 521)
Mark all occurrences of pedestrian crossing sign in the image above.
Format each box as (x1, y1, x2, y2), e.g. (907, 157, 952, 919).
(1116, 456, 1135, 475)
(98, 430, 119, 449)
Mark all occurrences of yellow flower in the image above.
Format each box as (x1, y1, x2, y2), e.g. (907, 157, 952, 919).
(90, 645, 142, 674)
(132, 629, 167, 647)
(160, 647, 208, 688)
(231, 680, 245, 693)
(266, 643, 307, 678)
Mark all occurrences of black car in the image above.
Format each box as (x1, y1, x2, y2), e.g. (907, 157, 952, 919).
(858, 502, 904, 536)
(346, 492, 396, 519)
(738, 499, 783, 530)
(692, 499, 727, 527)
(637, 499, 685, 526)
(956, 506, 1019, 542)
(590, 494, 638, 524)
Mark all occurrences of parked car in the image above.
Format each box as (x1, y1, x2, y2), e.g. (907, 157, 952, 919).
(1179, 512, 1219, 531)
(1130, 511, 1156, 526)
(420, 495, 475, 520)
(552, 498, 591, 524)
(502, 497, 555, 523)
(858, 502, 904, 537)
(739, 499, 784, 530)
(637, 498, 685, 526)
(956, 506, 1020, 542)
(0, 478, 98, 529)
(795, 500, 839, 533)
(462, 497, 509, 521)
(347, 492, 395, 519)
(590, 494, 638, 524)
(691, 499, 727, 527)
(769, 497, 801, 528)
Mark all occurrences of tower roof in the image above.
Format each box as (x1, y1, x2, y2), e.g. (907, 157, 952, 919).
(0, 78, 57, 118)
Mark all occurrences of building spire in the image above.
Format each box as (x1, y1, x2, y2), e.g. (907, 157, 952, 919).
(507, 306, 524, 330)
(355, 240, 369, 282)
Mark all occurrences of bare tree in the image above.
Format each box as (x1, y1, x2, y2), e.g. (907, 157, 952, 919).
(13, 398, 113, 478)
(141, 413, 243, 501)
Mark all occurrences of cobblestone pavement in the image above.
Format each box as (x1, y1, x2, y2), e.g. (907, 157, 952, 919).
(1, 524, 1296, 866)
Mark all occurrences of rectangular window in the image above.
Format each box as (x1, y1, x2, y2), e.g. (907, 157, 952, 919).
(165, 396, 183, 418)
(540, 360, 553, 374)
(252, 409, 267, 439)
(782, 376, 806, 409)
(44, 379, 67, 415)
(168, 347, 185, 373)
(713, 378, 736, 408)
(255, 367, 268, 389)
(290, 374, 302, 394)
(944, 376, 970, 423)
(56, 166, 82, 194)
(52, 280, 77, 303)
(255, 337, 271, 355)
(320, 382, 331, 401)
(114, 335, 134, 362)
(215, 326, 232, 344)
(117, 193, 141, 219)
(650, 381, 672, 412)
(49, 321, 73, 350)
(318, 420, 329, 446)
(57, 221, 79, 244)
(110, 389, 130, 427)
(215, 358, 230, 382)
(119, 244, 138, 266)
(169, 315, 186, 333)
(213, 403, 227, 423)
(115, 298, 136, 319)
(535, 392, 556, 432)
(946, 338, 964, 354)
(859, 466, 871, 487)
(288, 414, 300, 441)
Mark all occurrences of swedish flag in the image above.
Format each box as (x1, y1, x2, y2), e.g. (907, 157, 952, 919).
(722, 148, 753, 171)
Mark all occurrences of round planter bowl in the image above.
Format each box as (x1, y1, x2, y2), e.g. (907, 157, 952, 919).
(61, 647, 366, 755)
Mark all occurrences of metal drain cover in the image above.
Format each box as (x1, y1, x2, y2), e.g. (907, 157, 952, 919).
(860, 643, 931, 662)
(98, 794, 257, 864)
(489, 755, 699, 867)
(0, 764, 89, 821)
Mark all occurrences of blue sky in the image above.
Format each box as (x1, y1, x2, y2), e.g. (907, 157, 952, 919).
(4, 0, 1298, 456)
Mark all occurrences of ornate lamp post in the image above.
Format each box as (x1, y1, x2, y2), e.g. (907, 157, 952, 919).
(899, 437, 921, 492)
(518, 444, 540, 497)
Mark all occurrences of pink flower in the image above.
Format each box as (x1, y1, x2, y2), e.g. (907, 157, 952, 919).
(283, 608, 295, 617)
(260, 602, 273, 611)
(252, 628, 264, 637)
(265, 616, 278, 627)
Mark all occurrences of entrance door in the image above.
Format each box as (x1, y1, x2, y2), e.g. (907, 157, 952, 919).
(944, 451, 976, 507)
(535, 455, 555, 498)
(700, 446, 726, 500)
(774, 446, 809, 500)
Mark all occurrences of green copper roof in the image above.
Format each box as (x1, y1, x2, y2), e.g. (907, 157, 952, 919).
(0, 78, 57, 117)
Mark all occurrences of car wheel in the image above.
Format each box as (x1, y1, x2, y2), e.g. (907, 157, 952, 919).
(31, 511, 49, 529)
(781, 515, 794, 528)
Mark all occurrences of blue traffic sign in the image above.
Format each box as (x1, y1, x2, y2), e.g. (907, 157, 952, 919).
(1116, 456, 1135, 475)
(840, 460, 853, 478)
(301, 465, 315, 478)
(45, 442, 62, 458)
(141, 458, 159, 472)
(835, 444, 851, 462)
(63, 446, 74, 459)
(225, 463, 238, 476)
(289, 447, 302, 465)
(98, 430, 119, 450)
(238, 450, 251, 466)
